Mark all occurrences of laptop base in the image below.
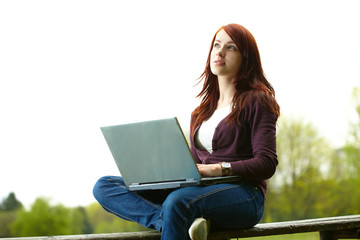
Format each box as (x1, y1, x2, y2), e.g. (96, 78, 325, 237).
(128, 176, 242, 191)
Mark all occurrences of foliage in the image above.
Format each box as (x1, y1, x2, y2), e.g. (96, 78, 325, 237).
(264, 87, 360, 222)
(274, 117, 332, 186)
(266, 117, 335, 221)
(86, 202, 148, 234)
(3, 197, 148, 237)
(0, 192, 23, 237)
(68, 206, 93, 234)
(240, 232, 319, 240)
(342, 87, 360, 176)
(9, 198, 97, 237)
(0, 210, 17, 237)
(0, 192, 22, 211)
(10, 198, 72, 237)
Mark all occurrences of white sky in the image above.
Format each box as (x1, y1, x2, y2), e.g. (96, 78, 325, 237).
(1, 0, 359, 208)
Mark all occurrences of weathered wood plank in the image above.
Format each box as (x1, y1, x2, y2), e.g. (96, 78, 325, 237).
(2, 215, 360, 240)
(208, 215, 360, 239)
(0, 231, 162, 240)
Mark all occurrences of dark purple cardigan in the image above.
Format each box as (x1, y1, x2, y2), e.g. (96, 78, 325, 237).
(190, 97, 278, 196)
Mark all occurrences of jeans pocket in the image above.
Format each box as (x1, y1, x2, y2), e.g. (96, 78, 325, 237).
(243, 184, 264, 223)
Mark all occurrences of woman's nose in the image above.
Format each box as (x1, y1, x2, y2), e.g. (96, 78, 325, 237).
(216, 47, 225, 57)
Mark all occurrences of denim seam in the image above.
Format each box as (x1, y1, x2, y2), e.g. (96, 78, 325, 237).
(98, 177, 162, 230)
(100, 194, 162, 230)
(257, 204, 264, 217)
(108, 177, 162, 211)
(182, 185, 244, 236)
(136, 194, 163, 211)
(102, 204, 135, 222)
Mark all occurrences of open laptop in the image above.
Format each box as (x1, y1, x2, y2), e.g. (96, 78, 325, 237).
(100, 117, 241, 191)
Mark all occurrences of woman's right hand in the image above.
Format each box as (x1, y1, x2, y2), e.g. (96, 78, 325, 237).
(196, 163, 222, 177)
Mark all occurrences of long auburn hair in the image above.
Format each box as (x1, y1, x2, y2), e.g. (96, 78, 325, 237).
(191, 23, 280, 135)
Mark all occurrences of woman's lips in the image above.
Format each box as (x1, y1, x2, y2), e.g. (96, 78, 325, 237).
(214, 60, 225, 66)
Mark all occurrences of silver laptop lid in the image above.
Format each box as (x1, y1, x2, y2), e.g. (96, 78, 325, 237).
(100, 117, 201, 186)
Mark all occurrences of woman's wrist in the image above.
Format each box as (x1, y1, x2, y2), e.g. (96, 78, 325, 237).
(219, 162, 232, 176)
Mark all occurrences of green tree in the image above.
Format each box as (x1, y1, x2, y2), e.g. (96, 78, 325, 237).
(342, 87, 360, 176)
(265, 117, 334, 221)
(0, 210, 17, 237)
(338, 87, 360, 214)
(69, 207, 93, 234)
(0, 192, 23, 237)
(10, 198, 71, 237)
(0, 192, 22, 211)
(86, 202, 148, 233)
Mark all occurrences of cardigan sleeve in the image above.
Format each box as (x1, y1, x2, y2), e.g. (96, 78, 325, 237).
(189, 112, 202, 164)
(231, 98, 278, 181)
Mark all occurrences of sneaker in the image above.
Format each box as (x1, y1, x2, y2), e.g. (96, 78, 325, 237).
(188, 217, 210, 240)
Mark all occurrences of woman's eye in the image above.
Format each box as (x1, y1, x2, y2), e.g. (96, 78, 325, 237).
(213, 43, 220, 48)
(228, 45, 237, 50)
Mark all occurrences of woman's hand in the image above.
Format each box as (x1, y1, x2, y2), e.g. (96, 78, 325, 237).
(196, 163, 222, 177)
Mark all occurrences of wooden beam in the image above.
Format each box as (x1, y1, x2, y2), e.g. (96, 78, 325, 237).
(2, 215, 360, 240)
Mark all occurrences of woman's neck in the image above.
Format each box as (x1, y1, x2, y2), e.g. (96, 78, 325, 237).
(217, 76, 236, 109)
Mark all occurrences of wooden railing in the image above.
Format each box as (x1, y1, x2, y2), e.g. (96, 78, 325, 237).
(2, 215, 360, 240)
(209, 214, 360, 240)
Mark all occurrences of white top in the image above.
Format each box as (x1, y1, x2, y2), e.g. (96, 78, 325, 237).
(195, 105, 232, 153)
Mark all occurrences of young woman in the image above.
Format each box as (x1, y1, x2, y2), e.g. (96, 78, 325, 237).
(93, 23, 280, 240)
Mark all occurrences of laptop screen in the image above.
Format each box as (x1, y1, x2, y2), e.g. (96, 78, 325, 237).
(101, 117, 201, 185)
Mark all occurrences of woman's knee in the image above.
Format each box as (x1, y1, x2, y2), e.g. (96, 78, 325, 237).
(161, 188, 199, 219)
(93, 176, 125, 203)
(163, 189, 187, 208)
(93, 176, 108, 202)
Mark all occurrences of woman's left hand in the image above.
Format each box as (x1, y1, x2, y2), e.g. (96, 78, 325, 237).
(196, 163, 222, 177)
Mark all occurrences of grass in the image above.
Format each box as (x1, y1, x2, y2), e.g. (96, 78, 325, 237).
(234, 232, 359, 240)
(231, 232, 319, 240)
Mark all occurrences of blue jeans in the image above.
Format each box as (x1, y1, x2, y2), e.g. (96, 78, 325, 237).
(93, 176, 264, 240)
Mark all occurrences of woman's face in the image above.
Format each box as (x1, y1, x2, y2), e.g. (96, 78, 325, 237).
(210, 29, 242, 80)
